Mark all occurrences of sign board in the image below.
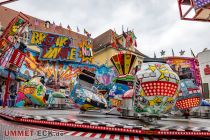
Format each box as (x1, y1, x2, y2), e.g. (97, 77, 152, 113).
(8, 49, 25, 71)
(28, 30, 93, 63)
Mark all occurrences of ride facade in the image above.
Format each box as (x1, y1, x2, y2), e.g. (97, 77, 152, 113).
(164, 57, 202, 114)
(134, 58, 180, 121)
(70, 69, 108, 112)
(108, 52, 137, 115)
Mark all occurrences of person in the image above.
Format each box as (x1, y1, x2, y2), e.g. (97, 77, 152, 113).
(184, 109, 190, 119)
(0, 81, 3, 106)
(9, 83, 17, 107)
(133, 61, 142, 75)
(1, 83, 6, 106)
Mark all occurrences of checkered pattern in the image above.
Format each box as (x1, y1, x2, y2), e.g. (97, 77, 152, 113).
(193, 0, 210, 9)
(0, 108, 210, 135)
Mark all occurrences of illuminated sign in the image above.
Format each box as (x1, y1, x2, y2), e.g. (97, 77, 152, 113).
(204, 64, 210, 75)
(29, 30, 93, 63)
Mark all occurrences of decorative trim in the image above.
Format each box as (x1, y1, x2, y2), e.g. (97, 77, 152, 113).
(0, 108, 209, 137)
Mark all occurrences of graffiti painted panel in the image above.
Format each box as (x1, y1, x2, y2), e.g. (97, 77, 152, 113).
(28, 30, 93, 63)
(134, 61, 180, 116)
(166, 57, 201, 86)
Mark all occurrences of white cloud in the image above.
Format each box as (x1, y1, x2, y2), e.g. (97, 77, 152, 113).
(4, 0, 210, 57)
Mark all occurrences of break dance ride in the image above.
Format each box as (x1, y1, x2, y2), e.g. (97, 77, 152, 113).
(133, 58, 180, 122)
(107, 53, 181, 123)
(70, 69, 108, 113)
(174, 79, 202, 118)
(108, 52, 136, 116)
(164, 57, 203, 117)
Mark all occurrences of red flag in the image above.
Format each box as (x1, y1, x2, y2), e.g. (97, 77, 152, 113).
(111, 31, 117, 49)
(134, 40, 137, 47)
(125, 35, 130, 48)
(129, 34, 133, 45)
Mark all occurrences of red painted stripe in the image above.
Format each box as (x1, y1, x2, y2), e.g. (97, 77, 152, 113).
(130, 135, 134, 140)
(119, 135, 124, 140)
(139, 137, 144, 140)
(62, 131, 69, 135)
(99, 133, 106, 138)
(80, 132, 89, 137)
(71, 131, 80, 136)
(90, 133, 97, 137)
(110, 134, 115, 139)
(149, 137, 154, 140)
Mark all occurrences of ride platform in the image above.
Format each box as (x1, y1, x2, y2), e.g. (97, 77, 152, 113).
(0, 107, 209, 139)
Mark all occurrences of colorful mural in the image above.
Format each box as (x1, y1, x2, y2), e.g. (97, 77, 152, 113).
(165, 57, 201, 86)
(16, 29, 96, 90)
(110, 53, 137, 75)
(0, 13, 28, 59)
(28, 30, 93, 63)
(108, 53, 136, 108)
(134, 59, 180, 116)
(16, 76, 46, 107)
(95, 65, 116, 86)
(19, 51, 96, 89)
(70, 69, 107, 111)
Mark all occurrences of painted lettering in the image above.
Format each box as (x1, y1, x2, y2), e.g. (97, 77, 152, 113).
(29, 30, 92, 62)
(69, 48, 76, 60)
(43, 47, 62, 59)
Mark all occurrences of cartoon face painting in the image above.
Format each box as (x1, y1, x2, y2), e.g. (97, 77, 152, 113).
(134, 61, 180, 116)
(16, 77, 47, 106)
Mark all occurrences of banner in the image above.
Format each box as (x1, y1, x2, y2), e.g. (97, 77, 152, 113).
(28, 30, 93, 63)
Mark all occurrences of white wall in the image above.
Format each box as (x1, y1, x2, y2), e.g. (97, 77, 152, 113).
(197, 50, 210, 98)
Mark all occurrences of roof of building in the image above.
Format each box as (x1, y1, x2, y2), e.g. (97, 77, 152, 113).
(93, 29, 148, 57)
(93, 29, 112, 52)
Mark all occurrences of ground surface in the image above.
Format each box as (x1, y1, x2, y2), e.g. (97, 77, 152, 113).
(12, 107, 210, 128)
(0, 107, 209, 140)
(0, 117, 175, 140)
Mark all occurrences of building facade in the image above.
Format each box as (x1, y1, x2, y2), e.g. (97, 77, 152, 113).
(92, 29, 147, 68)
(197, 49, 210, 99)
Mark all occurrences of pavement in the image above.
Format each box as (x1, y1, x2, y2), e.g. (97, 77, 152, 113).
(11, 107, 210, 128)
(0, 107, 210, 139)
(0, 117, 177, 140)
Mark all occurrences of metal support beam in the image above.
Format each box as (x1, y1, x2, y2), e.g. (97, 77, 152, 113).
(0, 0, 18, 5)
(177, 0, 210, 22)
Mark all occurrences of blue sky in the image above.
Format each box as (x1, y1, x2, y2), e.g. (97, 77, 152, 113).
(5, 0, 210, 57)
